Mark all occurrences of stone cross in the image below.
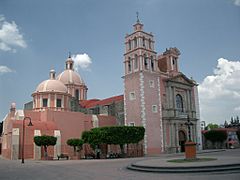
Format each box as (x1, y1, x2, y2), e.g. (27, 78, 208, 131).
(185, 115, 193, 141)
(136, 12, 140, 23)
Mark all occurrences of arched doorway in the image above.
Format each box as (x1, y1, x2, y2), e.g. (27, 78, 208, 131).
(178, 130, 186, 152)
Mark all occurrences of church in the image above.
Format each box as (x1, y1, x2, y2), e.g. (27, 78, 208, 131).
(0, 19, 201, 160)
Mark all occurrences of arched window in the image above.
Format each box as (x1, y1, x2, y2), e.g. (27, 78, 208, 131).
(176, 94, 184, 112)
(134, 37, 137, 48)
(134, 54, 138, 69)
(144, 54, 148, 70)
(128, 58, 131, 72)
(150, 56, 154, 71)
(149, 38, 151, 49)
(75, 89, 79, 100)
(128, 40, 131, 50)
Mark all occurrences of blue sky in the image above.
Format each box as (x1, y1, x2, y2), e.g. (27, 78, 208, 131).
(0, 0, 240, 125)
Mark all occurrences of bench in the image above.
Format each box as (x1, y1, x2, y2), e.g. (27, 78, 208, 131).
(57, 154, 69, 160)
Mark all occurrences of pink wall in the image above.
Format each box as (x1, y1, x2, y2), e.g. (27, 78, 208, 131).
(143, 73, 163, 154)
(124, 73, 142, 126)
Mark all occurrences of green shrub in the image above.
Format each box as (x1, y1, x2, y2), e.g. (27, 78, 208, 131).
(204, 130, 227, 143)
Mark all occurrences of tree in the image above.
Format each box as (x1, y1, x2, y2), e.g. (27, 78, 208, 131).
(204, 130, 227, 148)
(82, 126, 145, 157)
(67, 138, 84, 156)
(206, 123, 219, 130)
(34, 135, 57, 159)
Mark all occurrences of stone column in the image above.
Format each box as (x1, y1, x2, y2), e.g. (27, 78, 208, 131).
(54, 94, 57, 108)
(170, 122, 175, 151)
(54, 130, 61, 159)
(11, 128, 20, 160)
(139, 55, 143, 71)
(92, 115, 99, 128)
(61, 95, 64, 108)
(34, 130, 41, 160)
(175, 123, 179, 152)
(48, 94, 50, 107)
(40, 95, 43, 108)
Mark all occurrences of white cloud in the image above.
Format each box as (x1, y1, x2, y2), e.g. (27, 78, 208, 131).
(0, 15, 27, 52)
(199, 58, 240, 124)
(0, 65, 14, 74)
(72, 53, 92, 71)
(233, 0, 240, 6)
(234, 106, 240, 111)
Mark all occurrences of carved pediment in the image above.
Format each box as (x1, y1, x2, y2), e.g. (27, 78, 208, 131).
(167, 73, 196, 86)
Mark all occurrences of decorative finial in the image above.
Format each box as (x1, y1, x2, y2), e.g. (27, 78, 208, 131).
(68, 51, 71, 58)
(136, 12, 140, 23)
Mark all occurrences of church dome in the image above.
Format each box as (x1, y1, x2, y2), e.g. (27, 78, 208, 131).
(35, 79, 67, 93)
(35, 70, 67, 93)
(56, 56, 85, 85)
(57, 69, 84, 85)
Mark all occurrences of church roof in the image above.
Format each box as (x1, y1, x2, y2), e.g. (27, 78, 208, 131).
(80, 95, 123, 108)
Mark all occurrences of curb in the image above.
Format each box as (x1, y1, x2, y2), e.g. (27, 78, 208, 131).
(127, 163, 240, 173)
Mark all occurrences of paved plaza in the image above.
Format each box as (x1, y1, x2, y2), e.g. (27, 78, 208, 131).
(0, 149, 240, 180)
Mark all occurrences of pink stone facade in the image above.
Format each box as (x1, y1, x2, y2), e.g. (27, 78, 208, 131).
(124, 20, 201, 155)
(1, 57, 117, 160)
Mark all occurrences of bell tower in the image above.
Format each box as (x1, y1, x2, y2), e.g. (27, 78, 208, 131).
(124, 17, 164, 155)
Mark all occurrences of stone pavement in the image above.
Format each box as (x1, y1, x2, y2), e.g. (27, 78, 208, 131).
(0, 149, 240, 180)
(128, 149, 240, 173)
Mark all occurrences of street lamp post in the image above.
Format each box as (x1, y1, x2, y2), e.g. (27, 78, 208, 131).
(22, 117, 33, 164)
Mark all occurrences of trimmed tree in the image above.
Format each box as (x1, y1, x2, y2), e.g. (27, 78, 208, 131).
(205, 123, 219, 130)
(67, 138, 84, 156)
(82, 126, 145, 157)
(204, 130, 227, 148)
(34, 135, 57, 159)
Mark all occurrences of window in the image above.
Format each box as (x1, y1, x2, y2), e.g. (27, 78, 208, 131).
(129, 122, 135, 126)
(57, 99, 62, 108)
(129, 92, 136, 100)
(128, 60, 132, 73)
(128, 40, 131, 50)
(152, 105, 157, 113)
(134, 37, 137, 48)
(144, 54, 148, 70)
(134, 54, 138, 69)
(75, 89, 79, 100)
(150, 56, 154, 71)
(42, 98, 48, 107)
(143, 37, 145, 47)
(176, 94, 184, 112)
(149, 80, 154, 88)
